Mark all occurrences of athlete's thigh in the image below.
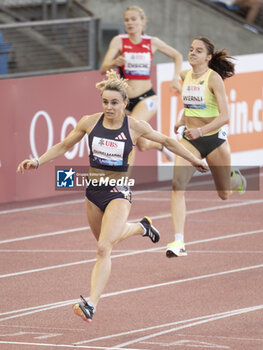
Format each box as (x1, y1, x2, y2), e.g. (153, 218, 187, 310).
(99, 199, 131, 246)
(129, 95, 158, 121)
(206, 141, 231, 192)
(173, 138, 201, 190)
(85, 198, 103, 241)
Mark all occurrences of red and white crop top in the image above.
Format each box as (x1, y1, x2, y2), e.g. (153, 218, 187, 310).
(119, 34, 152, 80)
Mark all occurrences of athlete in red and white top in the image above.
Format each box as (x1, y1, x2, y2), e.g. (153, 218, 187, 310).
(100, 5, 183, 159)
(118, 33, 153, 81)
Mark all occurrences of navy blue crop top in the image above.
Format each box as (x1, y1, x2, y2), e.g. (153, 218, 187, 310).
(88, 114, 134, 172)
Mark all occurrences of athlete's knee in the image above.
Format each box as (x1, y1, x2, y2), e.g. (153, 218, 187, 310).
(217, 190, 230, 200)
(96, 241, 112, 258)
(172, 178, 187, 192)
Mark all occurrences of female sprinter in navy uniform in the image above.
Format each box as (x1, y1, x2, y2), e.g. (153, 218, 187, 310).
(17, 70, 208, 323)
(166, 37, 247, 258)
(100, 5, 183, 160)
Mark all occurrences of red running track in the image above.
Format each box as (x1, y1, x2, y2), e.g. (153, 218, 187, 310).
(0, 172, 263, 350)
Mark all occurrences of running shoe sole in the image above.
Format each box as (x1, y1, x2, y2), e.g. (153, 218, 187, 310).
(73, 303, 92, 323)
(166, 248, 187, 258)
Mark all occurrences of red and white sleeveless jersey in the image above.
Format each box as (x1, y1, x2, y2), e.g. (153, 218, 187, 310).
(120, 34, 152, 80)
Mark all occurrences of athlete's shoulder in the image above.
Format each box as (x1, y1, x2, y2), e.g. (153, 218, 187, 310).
(150, 36, 161, 45)
(109, 35, 122, 47)
(208, 69, 223, 84)
(209, 68, 221, 78)
(79, 113, 101, 130)
(127, 115, 140, 128)
(81, 112, 101, 121)
(180, 69, 191, 81)
(128, 116, 150, 131)
(207, 69, 225, 94)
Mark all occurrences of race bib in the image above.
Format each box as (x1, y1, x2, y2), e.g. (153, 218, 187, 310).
(92, 136, 125, 166)
(124, 52, 151, 76)
(183, 84, 206, 109)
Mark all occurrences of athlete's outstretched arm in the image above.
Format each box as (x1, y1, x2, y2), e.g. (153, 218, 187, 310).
(17, 116, 88, 173)
(131, 119, 208, 172)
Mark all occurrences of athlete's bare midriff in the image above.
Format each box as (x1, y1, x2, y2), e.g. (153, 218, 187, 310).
(126, 79, 154, 98)
(185, 115, 217, 129)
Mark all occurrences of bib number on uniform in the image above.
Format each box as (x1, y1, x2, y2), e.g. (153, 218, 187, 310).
(92, 136, 125, 166)
(183, 84, 206, 109)
(124, 52, 151, 76)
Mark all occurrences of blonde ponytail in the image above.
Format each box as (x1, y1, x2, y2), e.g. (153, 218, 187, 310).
(96, 70, 129, 100)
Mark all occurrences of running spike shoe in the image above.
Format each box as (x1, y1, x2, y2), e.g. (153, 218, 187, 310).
(140, 216, 160, 243)
(73, 295, 94, 323)
(166, 240, 187, 258)
(231, 170, 247, 194)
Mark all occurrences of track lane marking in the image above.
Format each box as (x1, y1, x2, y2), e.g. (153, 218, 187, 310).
(0, 340, 143, 349)
(0, 199, 84, 215)
(2, 249, 262, 254)
(0, 248, 158, 279)
(1, 263, 263, 322)
(75, 304, 263, 346)
(0, 227, 90, 245)
(1, 198, 262, 245)
(0, 228, 262, 279)
(113, 304, 263, 348)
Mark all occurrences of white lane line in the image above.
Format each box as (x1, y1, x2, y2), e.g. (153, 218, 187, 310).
(1, 198, 262, 245)
(187, 228, 263, 246)
(3, 249, 262, 254)
(188, 250, 263, 254)
(186, 199, 263, 214)
(0, 247, 159, 279)
(0, 227, 90, 245)
(1, 263, 263, 322)
(0, 199, 84, 215)
(0, 249, 135, 253)
(158, 332, 263, 343)
(134, 197, 257, 202)
(0, 340, 143, 350)
(1, 228, 262, 279)
(75, 304, 263, 346)
(0, 258, 96, 279)
(114, 304, 263, 348)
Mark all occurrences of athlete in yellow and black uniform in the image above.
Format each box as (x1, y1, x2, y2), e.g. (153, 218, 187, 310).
(182, 68, 227, 158)
(166, 37, 247, 258)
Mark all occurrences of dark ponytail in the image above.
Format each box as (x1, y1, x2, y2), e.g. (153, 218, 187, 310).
(196, 37, 235, 80)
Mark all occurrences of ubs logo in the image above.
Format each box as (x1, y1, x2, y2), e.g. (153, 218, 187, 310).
(106, 141, 118, 148)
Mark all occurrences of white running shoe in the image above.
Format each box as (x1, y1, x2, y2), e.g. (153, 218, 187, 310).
(166, 240, 187, 258)
(231, 170, 247, 194)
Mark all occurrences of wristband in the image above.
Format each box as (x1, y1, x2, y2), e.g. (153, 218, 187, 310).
(34, 159, 39, 169)
(197, 128, 203, 137)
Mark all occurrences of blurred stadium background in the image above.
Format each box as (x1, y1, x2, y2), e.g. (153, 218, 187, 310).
(0, 0, 262, 204)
